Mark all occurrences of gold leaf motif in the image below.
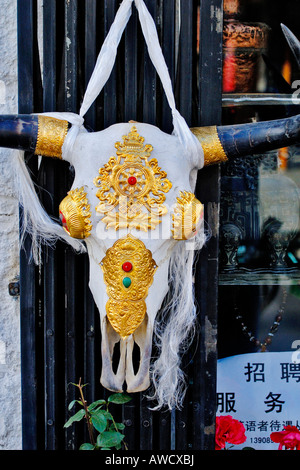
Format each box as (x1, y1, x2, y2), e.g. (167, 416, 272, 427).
(106, 299, 146, 340)
(94, 126, 172, 230)
(172, 191, 204, 240)
(100, 234, 157, 339)
(59, 187, 92, 239)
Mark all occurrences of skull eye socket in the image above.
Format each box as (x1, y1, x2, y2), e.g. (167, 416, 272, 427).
(59, 187, 92, 239)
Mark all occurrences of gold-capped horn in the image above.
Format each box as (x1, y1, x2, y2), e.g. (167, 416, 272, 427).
(190, 126, 228, 166)
(59, 187, 92, 239)
(35, 115, 69, 158)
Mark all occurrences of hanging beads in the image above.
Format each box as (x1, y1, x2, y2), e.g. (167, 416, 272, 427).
(234, 287, 287, 352)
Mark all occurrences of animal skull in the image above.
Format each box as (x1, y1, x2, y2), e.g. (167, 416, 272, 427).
(58, 121, 205, 394)
(0, 16, 300, 408)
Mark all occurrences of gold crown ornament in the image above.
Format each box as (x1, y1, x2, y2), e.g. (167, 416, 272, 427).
(94, 126, 172, 231)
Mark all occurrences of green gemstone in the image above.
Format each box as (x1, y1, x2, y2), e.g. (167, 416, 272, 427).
(123, 277, 131, 288)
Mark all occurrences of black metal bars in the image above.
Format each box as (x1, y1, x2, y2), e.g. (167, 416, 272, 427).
(17, 0, 222, 450)
(18, 0, 42, 451)
(194, 0, 223, 450)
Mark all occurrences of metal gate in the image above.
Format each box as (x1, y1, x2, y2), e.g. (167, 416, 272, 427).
(18, 0, 222, 450)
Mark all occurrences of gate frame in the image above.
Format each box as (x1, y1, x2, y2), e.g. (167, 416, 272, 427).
(17, 0, 223, 450)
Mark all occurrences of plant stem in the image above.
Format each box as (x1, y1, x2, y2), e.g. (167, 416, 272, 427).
(78, 378, 95, 447)
(107, 403, 128, 450)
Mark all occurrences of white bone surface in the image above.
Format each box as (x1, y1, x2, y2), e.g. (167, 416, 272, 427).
(66, 122, 199, 392)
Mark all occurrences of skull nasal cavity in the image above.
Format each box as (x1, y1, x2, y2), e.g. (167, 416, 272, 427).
(132, 341, 141, 375)
(112, 341, 121, 374)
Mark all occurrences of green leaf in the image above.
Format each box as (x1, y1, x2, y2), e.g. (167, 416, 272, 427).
(68, 400, 77, 410)
(88, 399, 106, 411)
(68, 400, 83, 411)
(79, 443, 95, 450)
(108, 422, 125, 432)
(91, 412, 107, 433)
(97, 431, 125, 448)
(114, 422, 125, 430)
(107, 393, 132, 404)
(64, 409, 85, 428)
(101, 410, 113, 420)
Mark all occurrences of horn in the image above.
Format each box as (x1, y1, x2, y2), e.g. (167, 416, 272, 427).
(0, 114, 69, 158)
(281, 24, 300, 68)
(0, 113, 299, 166)
(191, 113, 300, 166)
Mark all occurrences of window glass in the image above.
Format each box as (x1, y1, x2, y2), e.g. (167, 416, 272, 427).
(218, 0, 300, 358)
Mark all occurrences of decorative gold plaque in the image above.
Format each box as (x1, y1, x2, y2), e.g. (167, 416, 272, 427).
(172, 191, 204, 240)
(100, 234, 157, 339)
(94, 126, 172, 231)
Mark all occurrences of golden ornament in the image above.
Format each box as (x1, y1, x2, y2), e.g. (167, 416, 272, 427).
(172, 191, 204, 240)
(94, 126, 172, 231)
(100, 234, 157, 339)
(59, 186, 92, 239)
(35, 115, 69, 159)
(190, 126, 228, 166)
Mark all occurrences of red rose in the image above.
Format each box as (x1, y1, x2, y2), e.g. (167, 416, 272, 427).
(270, 425, 300, 450)
(215, 415, 247, 450)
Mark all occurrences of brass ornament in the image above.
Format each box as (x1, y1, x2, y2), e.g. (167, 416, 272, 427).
(172, 191, 204, 240)
(94, 126, 172, 231)
(222, 18, 269, 93)
(100, 234, 157, 339)
(190, 126, 228, 166)
(59, 187, 92, 239)
(35, 115, 69, 158)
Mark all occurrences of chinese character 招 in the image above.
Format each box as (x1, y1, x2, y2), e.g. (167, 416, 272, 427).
(244, 363, 265, 382)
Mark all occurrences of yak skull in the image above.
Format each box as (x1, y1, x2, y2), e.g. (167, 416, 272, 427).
(57, 121, 205, 394)
(1, 16, 300, 408)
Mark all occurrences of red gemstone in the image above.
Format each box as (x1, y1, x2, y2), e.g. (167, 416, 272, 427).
(122, 262, 133, 272)
(60, 211, 67, 227)
(128, 176, 137, 186)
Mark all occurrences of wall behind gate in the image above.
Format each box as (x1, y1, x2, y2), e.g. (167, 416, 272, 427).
(0, 0, 22, 450)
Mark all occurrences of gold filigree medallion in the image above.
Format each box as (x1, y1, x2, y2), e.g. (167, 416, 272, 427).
(100, 234, 157, 339)
(94, 126, 172, 231)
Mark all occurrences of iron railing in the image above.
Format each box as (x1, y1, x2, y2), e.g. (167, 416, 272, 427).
(17, 0, 223, 450)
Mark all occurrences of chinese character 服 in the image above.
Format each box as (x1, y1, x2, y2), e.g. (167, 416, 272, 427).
(216, 392, 236, 413)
